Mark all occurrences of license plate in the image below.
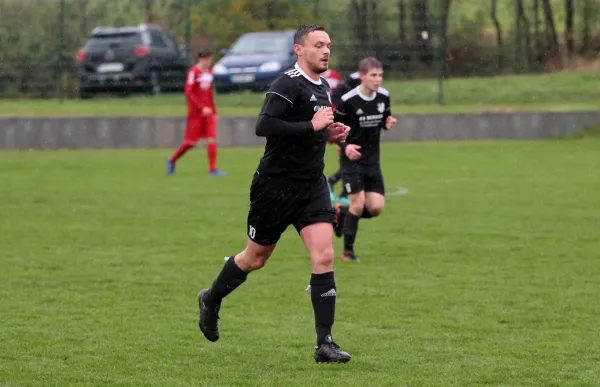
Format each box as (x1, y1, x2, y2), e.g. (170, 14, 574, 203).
(97, 63, 124, 73)
(231, 74, 255, 83)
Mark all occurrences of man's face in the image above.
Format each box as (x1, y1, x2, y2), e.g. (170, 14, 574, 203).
(360, 67, 383, 92)
(199, 56, 213, 68)
(295, 30, 331, 74)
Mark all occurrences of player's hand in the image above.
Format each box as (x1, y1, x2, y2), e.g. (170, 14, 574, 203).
(202, 107, 213, 116)
(311, 107, 334, 131)
(327, 122, 350, 142)
(385, 115, 397, 130)
(345, 144, 362, 160)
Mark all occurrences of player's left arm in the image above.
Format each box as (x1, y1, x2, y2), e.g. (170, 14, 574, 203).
(383, 96, 397, 130)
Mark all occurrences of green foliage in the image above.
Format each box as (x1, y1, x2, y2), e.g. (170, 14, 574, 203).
(1, 0, 600, 98)
(189, 0, 324, 52)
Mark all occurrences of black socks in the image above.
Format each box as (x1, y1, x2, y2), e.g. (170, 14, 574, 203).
(205, 256, 248, 306)
(310, 271, 336, 346)
(343, 213, 360, 252)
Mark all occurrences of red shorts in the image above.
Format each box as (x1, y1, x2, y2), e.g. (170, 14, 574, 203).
(184, 114, 216, 142)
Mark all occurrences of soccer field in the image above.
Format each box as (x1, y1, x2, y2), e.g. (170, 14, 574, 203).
(1, 140, 599, 386)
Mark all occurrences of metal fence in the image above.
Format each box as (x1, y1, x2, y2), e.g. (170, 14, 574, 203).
(0, 0, 598, 101)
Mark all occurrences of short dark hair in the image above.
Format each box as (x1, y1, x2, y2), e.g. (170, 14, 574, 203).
(294, 24, 326, 45)
(197, 48, 213, 59)
(358, 57, 383, 73)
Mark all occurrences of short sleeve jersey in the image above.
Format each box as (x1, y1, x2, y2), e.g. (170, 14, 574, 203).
(334, 86, 391, 167)
(185, 66, 216, 114)
(256, 63, 333, 180)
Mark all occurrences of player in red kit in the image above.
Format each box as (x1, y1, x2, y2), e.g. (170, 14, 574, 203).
(167, 49, 226, 176)
(322, 68, 342, 98)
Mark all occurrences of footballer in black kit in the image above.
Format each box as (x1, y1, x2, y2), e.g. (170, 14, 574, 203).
(333, 57, 398, 262)
(249, 64, 337, 244)
(327, 70, 362, 202)
(196, 25, 353, 364)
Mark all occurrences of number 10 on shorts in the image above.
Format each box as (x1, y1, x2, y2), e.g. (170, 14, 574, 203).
(249, 225, 256, 239)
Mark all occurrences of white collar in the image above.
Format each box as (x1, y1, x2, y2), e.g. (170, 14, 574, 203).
(294, 62, 322, 85)
(356, 86, 376, 101)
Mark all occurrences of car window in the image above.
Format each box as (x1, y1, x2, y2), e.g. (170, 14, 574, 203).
(150, 30, 168, 48)
(85, 33, 141, 49)
(163, 33, 179, 52)
(229, 35, 291, 55)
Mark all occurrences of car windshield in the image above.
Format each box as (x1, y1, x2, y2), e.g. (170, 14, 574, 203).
(228, 35, 290, 55)
(85, 33, 141, 49)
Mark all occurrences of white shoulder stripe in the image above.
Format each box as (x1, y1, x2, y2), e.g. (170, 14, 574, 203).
(341, 88, 359, 102)
(349, 71, 360, 79)
(334, 108, 348, 116)
(265, 91, 293, 105)
(377, 87, 389, 96)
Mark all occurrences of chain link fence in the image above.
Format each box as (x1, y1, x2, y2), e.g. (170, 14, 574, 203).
(0, 0, 598, 101)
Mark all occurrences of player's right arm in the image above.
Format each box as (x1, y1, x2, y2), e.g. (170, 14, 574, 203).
(333, 99, 350, 151)
(255, 76, 330, 137)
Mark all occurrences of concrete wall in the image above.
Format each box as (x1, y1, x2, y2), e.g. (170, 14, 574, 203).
(1, 111, 599, 150)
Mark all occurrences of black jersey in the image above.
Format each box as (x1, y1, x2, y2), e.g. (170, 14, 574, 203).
(255, 63, 332, 180)
(334, 86, 391, 167)
(331, 71, 361, 107)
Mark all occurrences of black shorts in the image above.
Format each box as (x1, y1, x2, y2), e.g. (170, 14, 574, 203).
(247, 171, 336, 246)
(341, 163, 385, 196)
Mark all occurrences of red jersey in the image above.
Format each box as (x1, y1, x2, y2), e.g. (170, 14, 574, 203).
(185, 66, 216, 115)
(322, 69, 342, 93)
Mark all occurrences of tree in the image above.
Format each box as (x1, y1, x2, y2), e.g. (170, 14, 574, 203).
(565, 0, 574, 57)
(398, 0, 406, 41)
(515, 0, 533, 69)
(490, 0, 503, 70)
(541, 0, 560, 62)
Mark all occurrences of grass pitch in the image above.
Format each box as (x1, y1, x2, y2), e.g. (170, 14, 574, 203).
(1, 139, 599, 386)
(1, 71, 599, 117)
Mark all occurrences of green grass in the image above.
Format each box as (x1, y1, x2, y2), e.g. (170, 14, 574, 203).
(1, 139, 600, 386)
(1, 71, 599, 117)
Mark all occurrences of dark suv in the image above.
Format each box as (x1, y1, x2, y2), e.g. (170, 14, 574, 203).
(75, 24, 190, 98)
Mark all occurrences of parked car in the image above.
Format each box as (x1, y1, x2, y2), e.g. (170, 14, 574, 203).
(212, 30, 296, 93)
(75, 24, 190, 98)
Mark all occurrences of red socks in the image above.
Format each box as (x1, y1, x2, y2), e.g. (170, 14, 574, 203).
(208, 143, 217, 172)
(170, 142, 217, 172)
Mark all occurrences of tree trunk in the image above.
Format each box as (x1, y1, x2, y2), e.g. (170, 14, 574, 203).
(516, 0, 533, 69)
(565, 0, 574, 57)
(144, 0, 154, 24)
(490, 0, 503, 70)
(581, 0, 591, 53)
(361, 0, 369, 51)
(411, 0, 429, 43)
(398, 0, 406, 41)
(370, 0, 379, 45)
(411, 0, 429, 62)
(78, 0, 88, 41)
(533, 0, 542, 64)
(541, 0, 560, 61)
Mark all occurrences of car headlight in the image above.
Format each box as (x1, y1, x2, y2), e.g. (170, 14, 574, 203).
(259, 61, 282, 72)
(212, 63, 228, 75)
